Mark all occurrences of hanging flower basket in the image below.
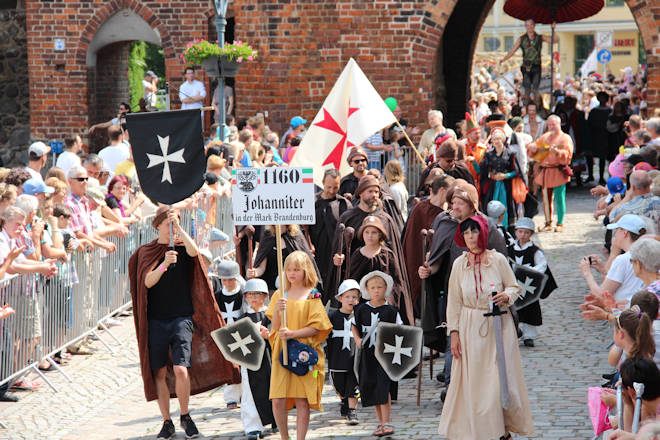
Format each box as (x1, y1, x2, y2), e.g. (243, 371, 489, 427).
(181, 39, 257, 78)
(201, 56, 241, 78)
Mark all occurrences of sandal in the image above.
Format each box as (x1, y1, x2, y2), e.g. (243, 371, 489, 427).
(381, 424, 394, 436)
(373, 424, 384, 437)
(538, 222, 552, 232)
(554, 224, 563, 232)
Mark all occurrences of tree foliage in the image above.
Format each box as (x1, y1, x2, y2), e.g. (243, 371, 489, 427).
(128, 41, 165, 111)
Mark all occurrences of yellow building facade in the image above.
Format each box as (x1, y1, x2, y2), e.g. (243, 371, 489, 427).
(478, 0, 641, 78)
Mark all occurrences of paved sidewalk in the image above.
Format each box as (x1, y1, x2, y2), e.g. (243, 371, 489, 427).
(0, 188, 611, 439)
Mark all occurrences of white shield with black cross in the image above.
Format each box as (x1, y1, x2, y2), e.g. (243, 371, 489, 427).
(374, 322, 423, 381)
(210, 317, 265, 371)
(511, 263, 549, 311)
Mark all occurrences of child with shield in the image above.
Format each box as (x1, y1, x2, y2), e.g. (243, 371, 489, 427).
(239, 278, 277, 440)
(326, 279, 361, 425)
(351, 271, 402, 437)
(266, 251, 332, 440)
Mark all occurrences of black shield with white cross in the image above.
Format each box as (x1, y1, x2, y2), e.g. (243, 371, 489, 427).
(511, 263, 549, 311)
(210, 317, 265, 371)
(374, 322, 423, 382)
(126, 109, 205, 205)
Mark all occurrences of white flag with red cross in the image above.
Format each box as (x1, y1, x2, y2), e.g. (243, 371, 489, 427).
(290, 58, 396, 186)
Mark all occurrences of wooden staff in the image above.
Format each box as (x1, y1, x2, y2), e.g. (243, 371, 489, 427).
(335, 223, 346, 296)
(394, 120, 425, 166)
(426, 229, 435, 380)
(417, 228, 428, 407)
(245, 225, 255, 271)
(276, 224, 287, 364)
(343, 227, 355, 278)
(234, 226, 244, 277)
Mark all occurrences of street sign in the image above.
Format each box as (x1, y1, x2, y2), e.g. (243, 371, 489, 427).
(597, 49, 612, 64)
(231, 167, 316, 225)
(596, 31, 614, 48)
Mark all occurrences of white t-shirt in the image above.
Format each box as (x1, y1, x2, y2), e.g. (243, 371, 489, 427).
(98, 144, 130, 176)
(179, 80, 206, 110)
(24, 166, 43, 183)
(606, 251, 645, 304)
(142, 79, 157, 108)
(55, 151, 81, 175)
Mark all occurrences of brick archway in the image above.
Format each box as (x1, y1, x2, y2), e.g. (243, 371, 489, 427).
(25, 0, 211, 142)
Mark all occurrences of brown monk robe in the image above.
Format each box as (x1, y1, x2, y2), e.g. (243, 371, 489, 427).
(128, 236, 240, 402)
(402, 174, 454, 317)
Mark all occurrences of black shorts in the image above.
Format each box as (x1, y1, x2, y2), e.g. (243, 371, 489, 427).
(148, 316, 194, 370)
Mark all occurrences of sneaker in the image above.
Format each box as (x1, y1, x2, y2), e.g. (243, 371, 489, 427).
(346, 408, 359, 425)
(180, 413, 200, 439)
(226, 401, 238, 409)
(247, 431, 260, 440)
(0, 391, 19, 402)
(523, 338, 535, 347)
(157, 419, 175, 439)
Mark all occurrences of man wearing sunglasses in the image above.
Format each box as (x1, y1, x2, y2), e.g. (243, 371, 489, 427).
(65, 166, 117, 253)
(339, 147, 369, 199)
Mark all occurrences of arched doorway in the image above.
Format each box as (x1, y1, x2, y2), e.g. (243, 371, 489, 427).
(85, 8, 164, 151)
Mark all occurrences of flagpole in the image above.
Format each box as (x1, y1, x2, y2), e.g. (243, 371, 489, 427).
(276, 224, 288, 365)
(394, 120, 425, 165)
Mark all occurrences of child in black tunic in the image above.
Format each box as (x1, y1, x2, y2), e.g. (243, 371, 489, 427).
(326, 279, 361, 425)
(352, 271, 402, 437)
(239, 278, 277, 440)
(508, 217, 557, 347)
(214, 260, 244, 407)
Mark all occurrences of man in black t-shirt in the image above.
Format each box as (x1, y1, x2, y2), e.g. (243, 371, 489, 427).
(143, 207, 201, 439)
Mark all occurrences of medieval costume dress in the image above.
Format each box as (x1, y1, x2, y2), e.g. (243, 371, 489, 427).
(128, 240, 240, 402)
(349, 246, 407, 310)
(309, 192, 350, 292)
(438, 223, 533, 439)
(266, 289, 332, 411)
(507, 241, 557, 336)
(402, 199, 444, 317)
(254, 229, 321, 292)
(326, 309, 358, 400)
(479, 147, 522, 228)
(326, 207, 411, 322)
(239, 305, 276, 434)
(353, 302, 402, 407)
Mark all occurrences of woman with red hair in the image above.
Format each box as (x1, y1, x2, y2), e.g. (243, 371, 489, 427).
(105, 175, 143, 224)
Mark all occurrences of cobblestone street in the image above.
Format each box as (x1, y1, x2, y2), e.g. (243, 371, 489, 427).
(0, 188, 612, 440)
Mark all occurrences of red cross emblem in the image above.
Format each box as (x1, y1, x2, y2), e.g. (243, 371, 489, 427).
(314, 103, 360, 169)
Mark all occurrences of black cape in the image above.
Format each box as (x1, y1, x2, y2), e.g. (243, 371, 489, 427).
(241, 308, 275, 428)
(349, 247, 406, 311)
(354, 302, 400, 407)
(212, 281, 243, 325)
(309, 193, 350, 291)
(507, 242, 558, 326)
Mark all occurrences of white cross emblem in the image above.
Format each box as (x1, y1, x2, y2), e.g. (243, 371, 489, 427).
(332, 317, 354, 350)
(383, 335, 413, 365)
(517, 276, 535, 298)
(361, 312, 380, 348)
(514, 255, 525, 266)
(147, 135, 186, 184)
(221, 301, 241, 324)
(227, 331, 254, 356)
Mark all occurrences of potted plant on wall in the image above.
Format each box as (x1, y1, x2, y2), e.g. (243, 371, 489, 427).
(180, 39, 257, 78)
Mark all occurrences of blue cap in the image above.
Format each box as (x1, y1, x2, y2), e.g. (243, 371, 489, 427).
(210, 227, 229, 243)
(290, 116, 307, 128)
(606, 214, 647, 235)
(22, 178, 54, 195)
(607, 177, 626, 195)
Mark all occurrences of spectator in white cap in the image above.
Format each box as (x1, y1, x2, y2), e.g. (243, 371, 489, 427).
(25, 141, 50, 183)
(580, 214, 647, 306)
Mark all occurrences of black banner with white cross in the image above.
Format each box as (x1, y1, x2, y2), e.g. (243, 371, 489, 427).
(126, 109, 205, 205)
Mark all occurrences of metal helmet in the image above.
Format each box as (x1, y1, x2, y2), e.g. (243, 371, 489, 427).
(486, 200, 506, 219)
(243, 278, 269, 295)
(216, 260, 240, 279)
(515, 217, 535, 232)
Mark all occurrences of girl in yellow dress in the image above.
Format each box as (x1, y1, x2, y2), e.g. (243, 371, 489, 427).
(266, 251, 332, 440)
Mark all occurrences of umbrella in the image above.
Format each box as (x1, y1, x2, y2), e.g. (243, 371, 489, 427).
(503, 0, 604, 104)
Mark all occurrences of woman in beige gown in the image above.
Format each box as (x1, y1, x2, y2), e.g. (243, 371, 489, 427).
(438, 215, 534, 440)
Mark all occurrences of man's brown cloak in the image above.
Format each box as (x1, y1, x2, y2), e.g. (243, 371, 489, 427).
(128, 240, 240, 402)
(401, 199, 444, 317)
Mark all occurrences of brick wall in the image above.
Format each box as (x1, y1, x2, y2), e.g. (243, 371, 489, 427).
(25, 0, 214, 143)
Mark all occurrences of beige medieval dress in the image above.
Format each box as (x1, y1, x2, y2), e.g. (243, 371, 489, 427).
(438, 250, 534, 440)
